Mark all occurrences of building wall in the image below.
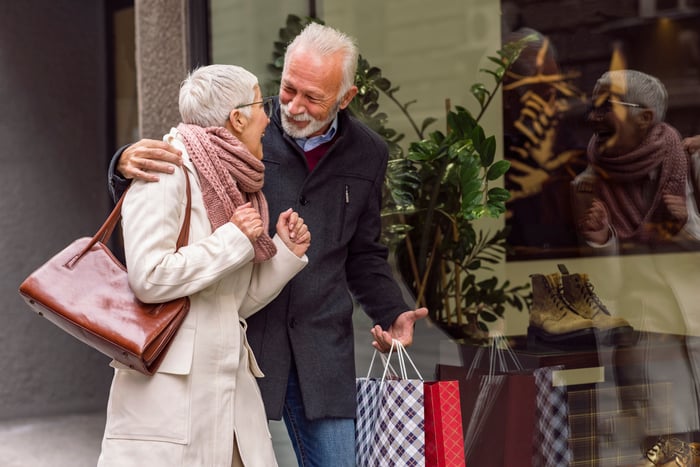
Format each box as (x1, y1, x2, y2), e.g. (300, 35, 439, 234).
(0, 1, 114, 419)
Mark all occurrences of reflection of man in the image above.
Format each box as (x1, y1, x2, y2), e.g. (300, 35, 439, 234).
(571, 69, 693, 249)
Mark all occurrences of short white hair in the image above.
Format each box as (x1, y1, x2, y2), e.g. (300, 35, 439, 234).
(284, 22, 359, 100)
(179, 64, 258, 127)
(595, 69, 668, 123)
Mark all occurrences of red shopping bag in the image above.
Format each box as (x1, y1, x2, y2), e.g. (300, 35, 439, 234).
(424, 380, 466, 467)
(438, 334, 538, 467)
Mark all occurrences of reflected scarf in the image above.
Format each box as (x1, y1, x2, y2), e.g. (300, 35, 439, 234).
(587, 122, 687, 242)
(177, 123, 276, 262)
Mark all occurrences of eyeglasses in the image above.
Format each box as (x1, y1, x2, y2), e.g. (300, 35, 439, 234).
(588, 97, 645, 115)
(236, 96, 274, 117)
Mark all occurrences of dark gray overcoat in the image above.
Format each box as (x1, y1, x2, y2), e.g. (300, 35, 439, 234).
(247, 99, 408, 420)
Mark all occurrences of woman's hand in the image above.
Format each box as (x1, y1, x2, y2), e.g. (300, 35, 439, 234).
(276, 208, 311, 257)
(118, 139, 182, 182)
(230, 203, 264, 243)
(683, 135, 700, 155)
(579, 199, 612, 245)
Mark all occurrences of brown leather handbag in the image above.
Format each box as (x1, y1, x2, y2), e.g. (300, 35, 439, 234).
(18, 168, 192, 375)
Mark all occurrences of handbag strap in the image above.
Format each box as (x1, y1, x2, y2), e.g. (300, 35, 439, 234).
(72, 166, 192, 265)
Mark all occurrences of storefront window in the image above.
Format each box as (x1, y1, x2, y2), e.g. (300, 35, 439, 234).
(211, 0, 700, 464)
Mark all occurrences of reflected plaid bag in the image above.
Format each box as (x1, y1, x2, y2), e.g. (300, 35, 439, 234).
(356, 341, 425, 467)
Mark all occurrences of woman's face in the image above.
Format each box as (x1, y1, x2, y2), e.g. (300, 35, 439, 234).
(236, 85, 270, 160)
(587, 83, 650, 157)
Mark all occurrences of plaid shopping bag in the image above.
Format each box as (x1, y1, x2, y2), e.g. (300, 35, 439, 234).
(356, 341, 425, 467)
(532, 366, 573, 467)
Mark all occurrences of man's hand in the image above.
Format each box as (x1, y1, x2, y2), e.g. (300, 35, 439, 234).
(276, 208, 311, 258)
(118, 139, 182, 182)
(370, 307, 429, 353)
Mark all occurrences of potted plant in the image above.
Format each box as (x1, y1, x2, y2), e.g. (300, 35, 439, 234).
(268, 15, 533, 342)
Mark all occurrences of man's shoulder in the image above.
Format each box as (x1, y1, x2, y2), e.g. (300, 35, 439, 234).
(339, 111, 388, 151)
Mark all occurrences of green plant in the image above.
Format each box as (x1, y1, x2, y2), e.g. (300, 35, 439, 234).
(267, 15, 533, 340)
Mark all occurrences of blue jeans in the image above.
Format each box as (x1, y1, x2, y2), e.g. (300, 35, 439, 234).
(282, 364, 355, 467)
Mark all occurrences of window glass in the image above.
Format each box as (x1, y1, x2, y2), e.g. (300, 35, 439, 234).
(211, 1, 700, 464)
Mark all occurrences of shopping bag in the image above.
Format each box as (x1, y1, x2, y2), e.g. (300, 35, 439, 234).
(532, 366, 572, 467)
(356, 340, 425, 467)
(424, 380, 465, 467)
(438, 334, 537, 467)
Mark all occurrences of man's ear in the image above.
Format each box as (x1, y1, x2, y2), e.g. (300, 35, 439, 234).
(338, 86, 358, 110)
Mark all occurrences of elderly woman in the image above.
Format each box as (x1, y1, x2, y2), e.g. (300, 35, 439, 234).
(571, 69, 689, 247)
(97, 64, 310, 467)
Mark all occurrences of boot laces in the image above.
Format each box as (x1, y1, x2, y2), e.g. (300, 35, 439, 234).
(578, 277, 611, 316)
(549, 278, 574, 313)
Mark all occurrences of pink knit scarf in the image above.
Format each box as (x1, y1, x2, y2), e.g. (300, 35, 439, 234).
(587, 122, 687, 242)
(177, 123, 277, 262)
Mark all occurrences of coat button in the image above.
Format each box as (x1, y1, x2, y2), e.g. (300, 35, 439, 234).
(289, 318, 297, 328)
(299, 196, 308, 205)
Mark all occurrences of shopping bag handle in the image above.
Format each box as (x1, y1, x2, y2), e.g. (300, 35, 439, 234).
(367, 349, 399, 379)
(382, 340, 423, 381)
(366, 340, 423, 381)
(466, 332, 523, 380)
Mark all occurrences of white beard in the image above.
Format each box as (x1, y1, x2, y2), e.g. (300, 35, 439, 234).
(280, 102, 339, 139)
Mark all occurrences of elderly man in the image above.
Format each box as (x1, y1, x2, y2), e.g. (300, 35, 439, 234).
(107, 23, 427, 467)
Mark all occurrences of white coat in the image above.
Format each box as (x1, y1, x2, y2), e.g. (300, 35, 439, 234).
(98, 128, 307, 467)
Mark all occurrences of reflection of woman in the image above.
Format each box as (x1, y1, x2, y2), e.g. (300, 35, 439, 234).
(98, 65, 310, 466)
(572, 70, 688, 247)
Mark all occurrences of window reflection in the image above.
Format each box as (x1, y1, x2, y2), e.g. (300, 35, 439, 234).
(207, 1, 700, 464)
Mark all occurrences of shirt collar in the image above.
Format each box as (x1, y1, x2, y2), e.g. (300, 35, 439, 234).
(294, 115, 339, 151)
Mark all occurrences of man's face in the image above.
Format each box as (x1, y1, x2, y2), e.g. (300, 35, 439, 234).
(278, 48, 349, 138)
(587, 82, 650, 157)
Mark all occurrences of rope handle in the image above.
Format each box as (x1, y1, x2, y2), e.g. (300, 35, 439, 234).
(466, 332, 523, 381)
(365, 340, 423, 382)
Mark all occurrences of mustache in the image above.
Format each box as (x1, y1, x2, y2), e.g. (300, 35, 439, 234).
(280, 103, 313, 122)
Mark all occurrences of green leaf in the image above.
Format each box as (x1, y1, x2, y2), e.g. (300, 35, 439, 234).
(479, 136, 497, 167)
(487, 187, 511, 202)
(470, 83, 488, 107)
(486, 159, 511, 181)
(420, 117, 437, 134)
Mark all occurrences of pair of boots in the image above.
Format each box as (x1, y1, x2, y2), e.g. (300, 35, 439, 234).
(528, 264, 633, 347)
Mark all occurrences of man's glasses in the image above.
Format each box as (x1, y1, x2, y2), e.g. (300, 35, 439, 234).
(236, 96, 274, 117)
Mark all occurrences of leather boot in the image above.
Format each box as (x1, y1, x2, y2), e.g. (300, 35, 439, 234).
(558, 264, 634, 345)
(528, 273, 596, 346)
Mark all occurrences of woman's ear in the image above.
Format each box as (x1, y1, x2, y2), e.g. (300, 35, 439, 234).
(227, 109, 247, 135)
(637, 108, 655, 132)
